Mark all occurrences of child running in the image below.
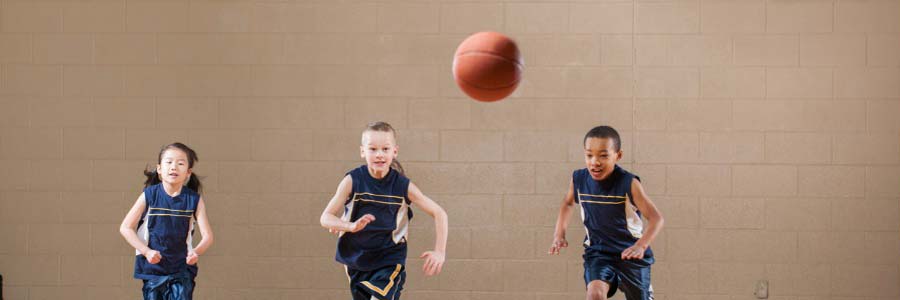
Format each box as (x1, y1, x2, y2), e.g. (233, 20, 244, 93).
(321, 121, 448, 300)
(119, 142, 214, 300)
(548, 126, 664, 300)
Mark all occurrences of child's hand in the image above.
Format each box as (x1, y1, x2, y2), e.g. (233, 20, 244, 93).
(420, 251, 445, 276)
(186, 251, 199, 265)
(143, 249, 162, 264)
(349, 214, 375, 233)
(621, 244, 646, 260)
(548, 236, 568, 255)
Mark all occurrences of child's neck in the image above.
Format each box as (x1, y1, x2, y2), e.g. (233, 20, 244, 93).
(161, 181, 184, 197)
(367, 166, 388, 180)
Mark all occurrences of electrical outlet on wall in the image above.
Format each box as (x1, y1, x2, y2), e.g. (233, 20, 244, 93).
(754, 279, 768, 299)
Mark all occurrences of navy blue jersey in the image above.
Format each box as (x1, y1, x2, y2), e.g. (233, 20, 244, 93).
(134, 184, 200, 280)
(336, 165, 412, 271)
(573, 165, 652, 257)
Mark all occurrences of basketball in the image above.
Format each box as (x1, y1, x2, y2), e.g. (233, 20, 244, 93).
(452, 31, 523, 102)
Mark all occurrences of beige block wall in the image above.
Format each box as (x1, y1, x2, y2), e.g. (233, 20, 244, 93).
(0, 0, 898, 299)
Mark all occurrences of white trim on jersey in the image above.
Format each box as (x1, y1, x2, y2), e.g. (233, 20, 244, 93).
(339, 199, 356, 238)
(624, 194, 644, 239)
(578, 189, 591, 247)
(186, 216, 196, 252)
(135, 211, 150, 255)
(392, 199, 409, 244)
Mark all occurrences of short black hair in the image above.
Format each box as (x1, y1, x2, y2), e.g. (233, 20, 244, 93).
(583, 126, 621, 152)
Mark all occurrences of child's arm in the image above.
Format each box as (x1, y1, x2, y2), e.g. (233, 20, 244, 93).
(548, 179, 576, 255)
(407, 182, 447, 276)
(119, 193, 161, 264)
(320, 175, 375, 233)
(621, 179, 665, 260)
(186, 197, 214, 265)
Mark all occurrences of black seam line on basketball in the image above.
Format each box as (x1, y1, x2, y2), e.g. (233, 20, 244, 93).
(458, 76, 521, 90)
(457, 50, 524, 68)
(456, 51, 523, 90)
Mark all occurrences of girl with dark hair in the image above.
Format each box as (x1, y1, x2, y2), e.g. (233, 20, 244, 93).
(119, 143, 214, 300)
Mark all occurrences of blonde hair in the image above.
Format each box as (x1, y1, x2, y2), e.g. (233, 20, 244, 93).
(362, 121, 405, 176)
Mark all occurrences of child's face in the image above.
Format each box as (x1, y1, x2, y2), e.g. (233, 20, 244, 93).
(360, 131, 398, 174)
(156, 148, 192, 186)
(583, 137, 622, 181)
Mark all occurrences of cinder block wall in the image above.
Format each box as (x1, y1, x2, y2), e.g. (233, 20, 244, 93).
(0, 0, 898, 299)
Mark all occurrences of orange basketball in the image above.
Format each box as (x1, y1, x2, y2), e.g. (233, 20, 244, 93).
(452, 32, 523, 102)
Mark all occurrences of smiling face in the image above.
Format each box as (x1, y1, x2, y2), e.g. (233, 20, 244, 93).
(156, 148, 192, 187)
(360, 130, 398, 178)
(584, 137, 622, 181)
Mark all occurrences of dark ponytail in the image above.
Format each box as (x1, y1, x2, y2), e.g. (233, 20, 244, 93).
(365, 121, 406, 177)
(143, 142, 203, 194)
(185, 173, 202, 194)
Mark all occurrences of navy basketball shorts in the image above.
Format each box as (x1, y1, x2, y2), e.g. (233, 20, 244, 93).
(346, 264, 406, 300)
(583, 249, 654, 300)
(141, 270, 195, 300)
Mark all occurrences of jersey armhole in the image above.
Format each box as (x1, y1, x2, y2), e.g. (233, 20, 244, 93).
(403, 178, 411, 205)
(137, 191, 150, 228)
(344, 173, 356, 205)
(140, 187, 153, 218)
(193, 194, 200, 218)
(571, 170, 581, 204)
(626, 175, 640, 206)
